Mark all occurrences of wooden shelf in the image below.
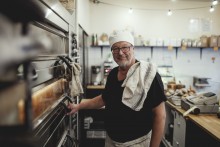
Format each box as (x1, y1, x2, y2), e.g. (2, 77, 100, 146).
(90, 45, 217, 59)
(158, 65, 173, 68)
(161, 75, 173, 78)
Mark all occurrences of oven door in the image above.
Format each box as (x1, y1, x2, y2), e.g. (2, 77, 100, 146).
(33, 96, 73, 147)
(0, 0, 78, 146)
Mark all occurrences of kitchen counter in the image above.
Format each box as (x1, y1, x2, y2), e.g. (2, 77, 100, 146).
(87, 85, 105, 89)
(86, 85, 105, 98)
(166, 101, 220, 142)
(188, 113, 220, 141)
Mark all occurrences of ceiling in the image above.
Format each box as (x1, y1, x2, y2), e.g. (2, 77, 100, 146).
(92, 0, 216, 10)
(97, 0, 213, 4)
(130, 0, 212, 1)
(98, 0, 213, 2)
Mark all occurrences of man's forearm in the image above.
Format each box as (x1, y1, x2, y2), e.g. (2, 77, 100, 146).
(79, 95, 105, 110)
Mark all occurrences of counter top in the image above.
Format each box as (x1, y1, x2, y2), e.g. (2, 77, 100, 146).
(189, 114, 220, 141)
(166, 101, 220, 141)
(87, 85, 105, 89)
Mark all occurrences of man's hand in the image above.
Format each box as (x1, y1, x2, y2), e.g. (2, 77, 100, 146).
(66, 95, 105, 115)
(66, 103, 80, 115)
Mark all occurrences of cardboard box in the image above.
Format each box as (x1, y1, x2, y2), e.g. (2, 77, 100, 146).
(200, 35, 208, 47)
(209, 35, 218, 47)
(186, 39, 192, 47)
(197, 40, 202, 47)
(181, 39, 187, 47)
(218, 36, 220, 47)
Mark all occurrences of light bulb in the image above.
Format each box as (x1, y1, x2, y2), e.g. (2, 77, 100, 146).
(212, 0, 218, 6)
(210, 6, 215, 12)
(167, 10, 172, 16)
(129, 8, 133, 14)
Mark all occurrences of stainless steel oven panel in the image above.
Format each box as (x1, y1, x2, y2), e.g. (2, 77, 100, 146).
(29, 24, 68, 56)
(39, 0, 76, 27)
(36, 0, 77, 61)
(36, 0, 69, 32)
(30, 59, 60, 86)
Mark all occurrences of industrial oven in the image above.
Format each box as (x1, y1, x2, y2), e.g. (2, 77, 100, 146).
(0, 0, 79, 147)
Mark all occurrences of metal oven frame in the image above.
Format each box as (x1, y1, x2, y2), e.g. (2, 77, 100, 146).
(0, 0, 79, 147)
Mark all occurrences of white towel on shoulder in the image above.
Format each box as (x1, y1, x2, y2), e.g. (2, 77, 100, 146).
(71, 63, 84, 97)
(121, 61, 157, 111)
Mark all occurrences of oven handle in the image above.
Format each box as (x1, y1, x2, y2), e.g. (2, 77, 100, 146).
(65, 56, 73, 62)
(65, 95, 73, 103)
(53, 60, 65, 78)
(58, 56, 72, 70)
(60, 102, 72, 113)
(58, 56, 72, 81)
(60, 95, 74, 113)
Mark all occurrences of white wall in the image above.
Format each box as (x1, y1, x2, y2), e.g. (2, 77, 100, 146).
(88, 46, 220, 97)
(90, 0, 220, 40)
(77, 0, 91, 33)
(86, 0, 220, 97)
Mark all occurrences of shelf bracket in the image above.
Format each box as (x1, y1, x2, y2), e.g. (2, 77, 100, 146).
(175, 47, 178, 59)
(200, 48, 202, 59)
(101, 46, 103, 58)
(151, 46, 153, 58)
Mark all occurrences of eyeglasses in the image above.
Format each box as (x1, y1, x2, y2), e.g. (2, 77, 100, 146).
(111, 46, 133, 54)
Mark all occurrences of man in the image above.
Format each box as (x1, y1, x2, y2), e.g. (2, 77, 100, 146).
(67, 30, 167, 147)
